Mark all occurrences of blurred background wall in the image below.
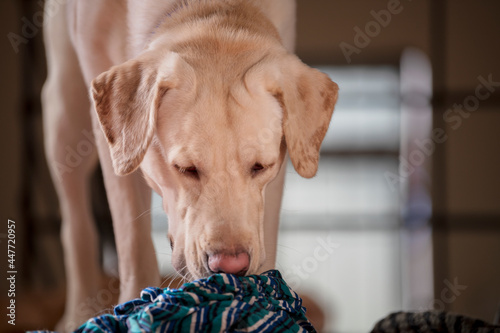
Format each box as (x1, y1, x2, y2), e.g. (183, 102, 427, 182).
(293, 0, 500, 325)
(1, 0, 499, 332)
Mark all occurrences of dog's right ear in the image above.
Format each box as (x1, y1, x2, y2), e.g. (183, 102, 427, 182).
(91, 52, 190, 176)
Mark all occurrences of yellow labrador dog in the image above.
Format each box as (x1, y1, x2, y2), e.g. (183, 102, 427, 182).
(43, 0, 338, 330)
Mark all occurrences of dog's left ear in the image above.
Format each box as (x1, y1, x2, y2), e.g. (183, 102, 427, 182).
(91, 52, 188, 175)
(264, 54, 339, 178)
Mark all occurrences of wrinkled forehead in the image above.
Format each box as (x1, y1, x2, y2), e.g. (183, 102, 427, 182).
(157, 82, 283, 164)
(223, 83, 283, 141)
(225, 85, 284, 163)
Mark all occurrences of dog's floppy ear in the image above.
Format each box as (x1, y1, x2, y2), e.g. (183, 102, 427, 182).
(91, 52, 185, 175)
(267, 54, 338, 178)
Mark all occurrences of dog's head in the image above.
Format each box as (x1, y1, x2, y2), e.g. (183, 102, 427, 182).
(91, 40, 338, 280)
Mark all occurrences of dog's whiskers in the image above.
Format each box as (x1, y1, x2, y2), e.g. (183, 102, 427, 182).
(276, 243, 304, 256)
(174, 265, 193, 284)
(133, 208, 153, 222)
(132, 203, 164, 223)
(159, 273, 175, 289)
(165, 273, 179, 290)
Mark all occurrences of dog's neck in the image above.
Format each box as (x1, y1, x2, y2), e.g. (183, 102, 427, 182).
(127, 0, 281, 58)
(150, 0, 193, 35)
(126, 0, 180, 57)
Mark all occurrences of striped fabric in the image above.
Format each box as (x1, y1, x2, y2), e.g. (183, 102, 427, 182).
(76, 270, 316, 333)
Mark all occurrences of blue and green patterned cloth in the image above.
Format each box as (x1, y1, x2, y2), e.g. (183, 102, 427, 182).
(76, 270, 316, 332)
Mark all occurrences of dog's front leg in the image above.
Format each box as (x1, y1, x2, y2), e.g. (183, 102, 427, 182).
(91, 119, 160, 303)
(42, 2, 104, 330)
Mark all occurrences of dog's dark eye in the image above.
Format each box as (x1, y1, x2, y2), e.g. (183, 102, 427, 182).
(168, 236, 174, 250)
(251, 163, 265, 174)
(184, 166, 197, 174)
(175, 164, 199, 178)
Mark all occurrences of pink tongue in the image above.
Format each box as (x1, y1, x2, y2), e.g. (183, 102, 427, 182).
(208, 252, 249, 275)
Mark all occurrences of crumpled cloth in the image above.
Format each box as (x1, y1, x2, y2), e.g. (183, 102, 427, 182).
(371, 310, 500, 333)
(76, 270, 316, 333)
